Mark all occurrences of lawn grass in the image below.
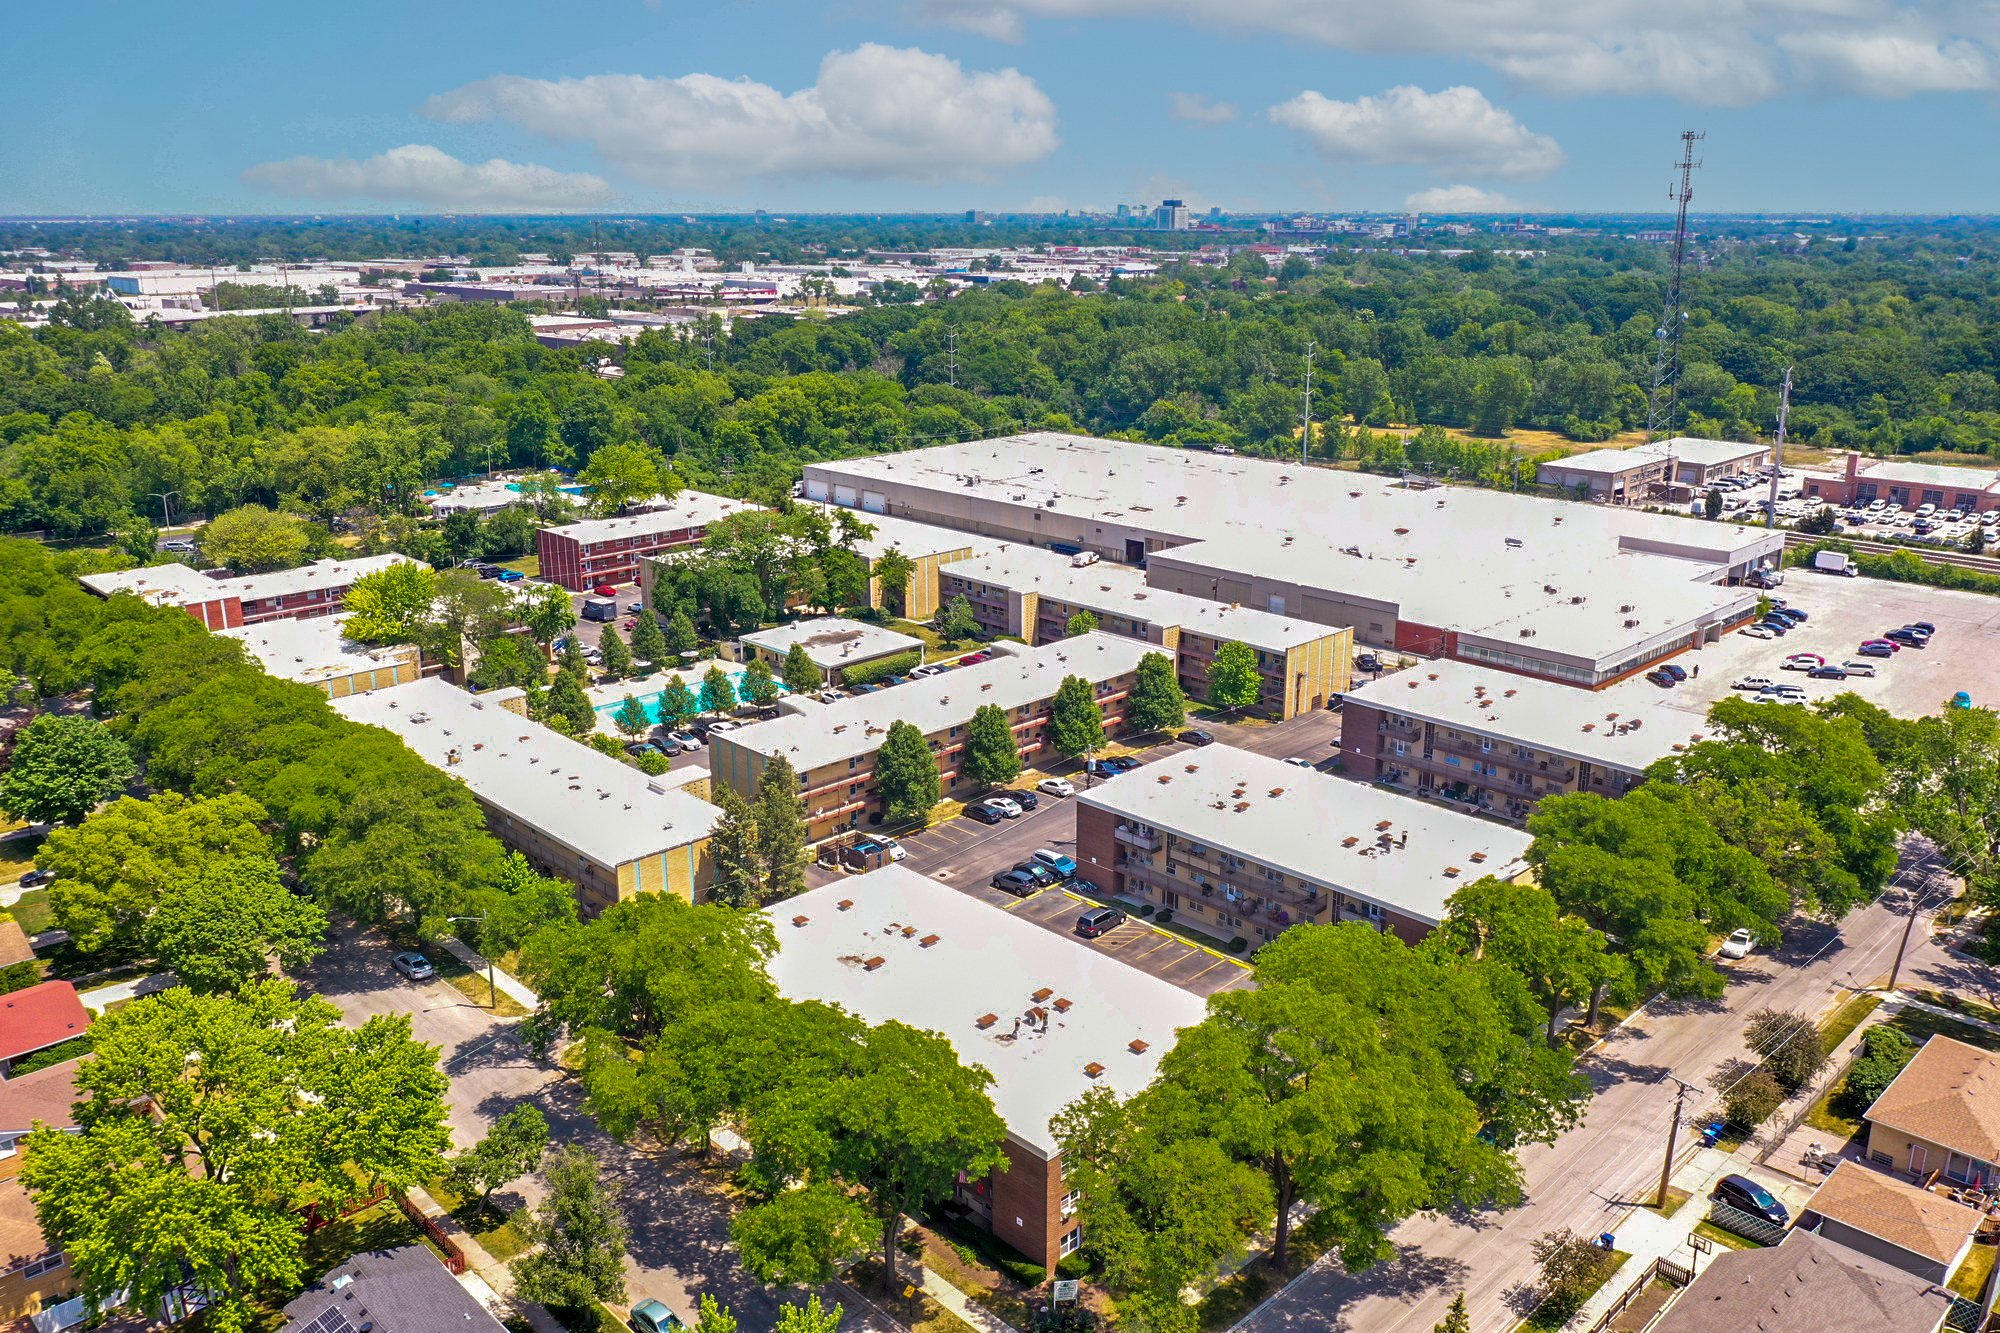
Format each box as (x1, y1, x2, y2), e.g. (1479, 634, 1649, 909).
(1910, 988, 2000, 1028)
(1693, 1221, 1766, 1251)
(0, 835, 43, 885)
(1644, 1187, 1692, 1219)
(1805, 1074, 1865, 1139)
(1514, 1252, 1629, 1332)
(496, 554, 540, 577)
(8, 887, 51, 935)
(1888, 1005, 2000, 1053)
(1820, 993, 1883, 1050)
(424, 1176, 533, 1262)
(885, 618, 981, 664)
(1950, 1240, 1998, 1300)
(432, 953, 530, 1018)
(848, 1257, 981, 1333)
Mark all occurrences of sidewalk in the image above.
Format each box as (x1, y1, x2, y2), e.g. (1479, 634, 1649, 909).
(438, 936, 542, 1010)
(917, 1267, 1019, 1333)
(1556, 1146, 1740, 1331)
(78, 970, 176, 1012)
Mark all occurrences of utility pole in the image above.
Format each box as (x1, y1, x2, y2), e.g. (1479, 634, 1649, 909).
(1301, 342, 1315, 465)
(1656, 1072, 1700, 1208)
(148, 490, 179, 528)
(945, 324, 959, 388)
(1645, 131, 1704, 442)
(1765, 367, 1792, 530)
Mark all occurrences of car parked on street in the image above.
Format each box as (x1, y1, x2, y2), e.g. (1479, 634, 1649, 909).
(1713, 1174, 1789, 1226)
(16, 868, 53, 888)
(392, 952, 435, 982)
(631, 1301, 686, 1333)
(1076, 906, 1128, 938)
(1718, 928, 1755, 959)
(1037, 777, 1075, 798)
(991, 869, 1039, 896)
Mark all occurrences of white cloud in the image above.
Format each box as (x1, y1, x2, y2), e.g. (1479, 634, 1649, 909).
(239, 144, 611, 209)
(911, 0, 2000, 103)
(1169, 91, 1238, 123)
(1269, 85, 1563, 179)
(424, 44, 1059, 191)
(1404, 183, 1533, 213)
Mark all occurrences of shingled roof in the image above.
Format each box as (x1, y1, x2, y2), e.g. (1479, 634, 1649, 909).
(1865, 1034, 2000, 1163)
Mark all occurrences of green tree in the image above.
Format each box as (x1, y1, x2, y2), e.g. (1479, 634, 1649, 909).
(197, 504, 309, 573)
(872, 548, 916, 615)
(143, 855, 327, 994)
(1441, 877, 1627, 1046)
(519, 582, 578, 657)
(1065, 610, 1098, 637)
(446, 1104, 550, 1213)
(934, 594, 982, 645)
(782, 643, 824, 693)
(630, 610, 669, 668)
(733, 1183, 873, 1286)
(1433, 1294, 1471, 1333)
(1206, 641, 1262, 712)
(342, 560, 439, 643)
(700, 664, 737, 715)
(613, 694, 652, 739)
(558, 633, 589, 680)
(742, 656, 781, 706)
(1743, 1008, 1830, 1094)
(23, 982, 451, 1333)
(709, 784, 762, 909)
(695, 1294, 739, 1333)
(1126, 651, 1186, 733)
(1530, 1229, 1617, 1323)
(0, 714, 136, 828)
(545, 671, 598, 736)
(1703, 488, 1724, 520)
(475, 853, 579, 956)
(875, 720, 941, 822)
(39, 792, 272, 952)
(962, 703, 1023, 789)
(578, 442, 677, 515)
(299, 782, 502, 939)
(656, 674, 698, 727)
(754, 755, 810, 902)
(666, 610, 700, 659)
(775, 1296, 844, 1333)
(1049, 675, 1105, 760)
(509, 1147, 630, 1310)
(485, 504, 539, 556)
(597, 623, 634, 678)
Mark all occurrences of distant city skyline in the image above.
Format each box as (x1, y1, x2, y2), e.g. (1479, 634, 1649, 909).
(7, 0, 2000, 216)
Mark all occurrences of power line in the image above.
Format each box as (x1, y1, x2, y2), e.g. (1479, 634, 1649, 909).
(1645, 130, 1704, 443)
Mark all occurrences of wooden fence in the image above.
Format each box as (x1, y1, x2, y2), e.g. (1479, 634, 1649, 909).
(396, 1192, 469, 1274)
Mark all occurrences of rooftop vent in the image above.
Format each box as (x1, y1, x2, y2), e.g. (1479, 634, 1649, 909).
(837, 900, 853, 911)
(920, 934, 940, 948)
(1469, 852, 1487, 863)
(1505, 538, 1523, 548)
(1624, 618, 1640, 628)
(976, 1013, 999, 1029)
(863, 956, 886, 971)
(1444, 867, 1461, 878)
(1343, 836, 1360, 847)
(792, 915, 810, 927)
(1083, 1062, 1107, 1079)
(1053, 997, 1073, 1012)
(1394, 527, 1409, 535)
(1620, 604, 1635, 613)
(1570, 596, 1585, 605)
(1129, 1039, 1150, 1054)
(1031, 987, 1054, 1002)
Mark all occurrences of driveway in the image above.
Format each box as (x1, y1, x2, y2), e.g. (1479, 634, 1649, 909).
(301, 925, 899, 1333)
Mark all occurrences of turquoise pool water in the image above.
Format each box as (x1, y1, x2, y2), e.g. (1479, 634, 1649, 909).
(590, 661, 789, 728)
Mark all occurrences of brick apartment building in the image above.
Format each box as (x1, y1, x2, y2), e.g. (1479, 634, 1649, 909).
(708, 635, 1150, 840)
(767, 868, 1208, 1269)
(1802, 452, 2000, 514)
(1075, 749, 1532, 949)
(81, 554, 423, 630)
(536, 492, 760, 591)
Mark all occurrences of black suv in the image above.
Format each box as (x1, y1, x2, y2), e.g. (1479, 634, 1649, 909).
(1712, 1174, 1788, 1226)
(1012, 861, 1059, 888)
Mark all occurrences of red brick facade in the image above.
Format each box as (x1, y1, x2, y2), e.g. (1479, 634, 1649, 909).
(985, 1139, 1074, 1269)
(537, 522, 710, 591)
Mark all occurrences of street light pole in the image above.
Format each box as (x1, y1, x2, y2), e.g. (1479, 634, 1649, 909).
(149, 490, 180, 528)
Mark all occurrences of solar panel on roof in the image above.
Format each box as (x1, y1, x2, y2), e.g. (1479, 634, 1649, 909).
(298, 1304, 357, 1333)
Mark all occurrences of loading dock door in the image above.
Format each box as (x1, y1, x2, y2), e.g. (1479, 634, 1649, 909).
(832, 485, 858, 507)
(1125, 539, 1146, 564)
(862, 490, 887, 514)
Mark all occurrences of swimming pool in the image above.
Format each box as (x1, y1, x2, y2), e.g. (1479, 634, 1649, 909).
(587, 661, 789, 732)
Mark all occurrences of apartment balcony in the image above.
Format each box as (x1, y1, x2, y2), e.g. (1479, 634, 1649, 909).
(1114, 824, 1161, 852)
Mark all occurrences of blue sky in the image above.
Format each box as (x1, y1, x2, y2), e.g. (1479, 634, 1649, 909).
(7, 0, 2000, 216)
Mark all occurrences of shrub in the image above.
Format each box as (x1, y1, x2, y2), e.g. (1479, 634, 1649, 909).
(1227, 937, 1249, 954)
(838, 650, 922, 689)
(1722, 1068, 1785, 1128)
(1136, 904, 1155, 918)
(0, 962, 38, 995)
(1744, 1008, 1829, 1094)
(1055, 1255, 1091, 1280)
(1154, 909, 1173, 924)
(1838, 1024, 1918, 1117)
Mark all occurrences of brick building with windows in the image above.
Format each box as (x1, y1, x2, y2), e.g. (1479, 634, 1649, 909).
(707, 634, 1150, 841)
(1075, 749, 1532, 948)
(765, 867, 1208, 1270)
(1336, 660, 1690, 821)
(81, 554, 424, 630)
(1802, 452, 2000, 514)
(537, 492, 761, 591)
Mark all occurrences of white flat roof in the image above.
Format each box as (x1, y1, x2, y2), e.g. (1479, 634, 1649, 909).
(1545, 438, 1767, 476)
(82, 554, 421, 606)
(943, 546, 1338, 652)
(545, 491, 761, 547)
(765, 867, 1209, 1157)
(220, 615, 416, 686)
(1858, 457, 2000, 492)
(1078, 748, 1531, 925)
(332, 678, 719, 868)
(723, 633, 1153, 772)
(741, 618, 924, 670)
(1340, 659, 1700, 773)
(800, 504, 994, 562)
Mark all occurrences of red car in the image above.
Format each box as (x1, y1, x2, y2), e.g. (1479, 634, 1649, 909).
(592, 584, 619, 597)
(958, 652, 989, 666)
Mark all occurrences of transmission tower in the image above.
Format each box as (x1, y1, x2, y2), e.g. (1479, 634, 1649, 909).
(1300, 343, 1315, 464)
(945, 324, 960, 388)
(1645, 130, 1704, 442)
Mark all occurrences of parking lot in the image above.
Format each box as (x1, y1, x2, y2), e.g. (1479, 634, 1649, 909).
(1008, 885, 1255, 997)
(1593, 567, 2000, 724)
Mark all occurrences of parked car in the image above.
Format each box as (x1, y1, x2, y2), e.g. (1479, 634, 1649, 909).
(1076, 906, 1128, 938)
(1713, 1174, 1789, 1226)
(1858, 640, 1898, 657)
(592, 584, 619, 597)
(1282, 756, 1315, 768)
(705, 720, 740, 735)
(911, 663, 952, 678)
(15, 868, 53, 888)
(1734, 676, 1776, 692)
(625, 601, 644, 614)
(1658, 663, 1688, 681)
(1782, 654, 1824, 670)
(1013, 861, 1060, 888)
(1646, 669, 1677, 687)
(391, 952, 435, 982)
(1911, 621, 1937, 636)
(1038, 776, 1076, 798)
(1033, 849, 1079, 880)
(991, 869, 1039, 896)
(1770, 606, 1808, 622)
(1083, 759, 1119, 778)
(965, 804, 1006, 826)
(1807, 664, 1849, 680)
(1886, 627, 1929, 647)
(1355, 654, 1382, 673)
(631, 1301, 686, 1333)
(496, 569, 525, 582)
(880, 837, 906, 862)
(1009, 788, 1040, 811)
(1180, 729, 1216, 746)
(1740, 625, 1776, 640)
(958, 652, 990, 666)
(1718, 928, 1755, 959)
(1840, 661, 1877, 677)
(666, 730, 702, 749)
(474, 564, 502, 579)
(1103, 754, 1143, 773)
(982, 795, 1024, 819)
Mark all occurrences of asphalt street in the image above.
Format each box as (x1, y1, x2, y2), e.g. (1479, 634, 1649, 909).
(1235, 852, 1977, 1333)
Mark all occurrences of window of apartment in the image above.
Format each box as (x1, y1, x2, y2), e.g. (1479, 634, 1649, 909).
(849, 784, 863, 796)
(849, 756, 863, 771)
(1060, 1190, 1081, 1217)
(0, 1134, 17, 1159)
(1059, 1228, 1082, 1256)
(16, 1252, 64, 1280)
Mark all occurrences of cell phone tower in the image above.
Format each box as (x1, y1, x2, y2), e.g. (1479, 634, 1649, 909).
(1645, 130, 1705, 442)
